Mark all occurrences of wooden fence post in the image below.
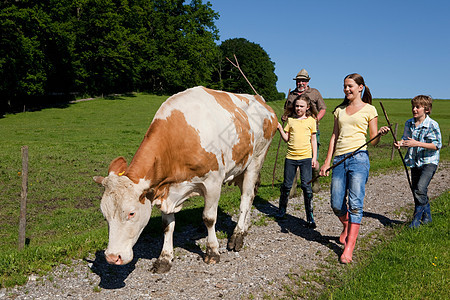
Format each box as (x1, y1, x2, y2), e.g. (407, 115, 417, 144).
(390, 123, 398, 161)
(18, 146, 28, 250)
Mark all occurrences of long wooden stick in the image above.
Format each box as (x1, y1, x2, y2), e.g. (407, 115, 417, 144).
(271, 89, 291, 188)
(379, 102, 414, 195)
(19, 146, 28, 250)
(390, 123, 398, 160)
(307, 132, 384, 184)
(271, 121, 284, 188)
(226, 54, 259, 95)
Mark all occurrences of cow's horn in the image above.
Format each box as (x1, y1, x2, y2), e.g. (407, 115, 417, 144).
(93, 176, 105, 185)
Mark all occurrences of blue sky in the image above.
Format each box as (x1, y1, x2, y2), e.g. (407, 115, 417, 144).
(208, 0, 450, 99)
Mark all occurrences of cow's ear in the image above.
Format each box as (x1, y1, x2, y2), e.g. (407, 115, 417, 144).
(139, 188, 155, 204)
(108, 156, 128, 176)
(93, 176, 105, 185)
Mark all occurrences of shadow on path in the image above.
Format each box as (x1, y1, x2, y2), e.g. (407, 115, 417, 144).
(363, 211, 404, 227)
(87, 205, 235, 289)
(253, 196, 343, 256)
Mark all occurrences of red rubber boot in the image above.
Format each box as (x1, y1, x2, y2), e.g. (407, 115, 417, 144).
(338, 213, 349, 245)
(340, 222, 360, 264)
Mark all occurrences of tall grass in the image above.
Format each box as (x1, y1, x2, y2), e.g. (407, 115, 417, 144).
(0, 94, 448, 287)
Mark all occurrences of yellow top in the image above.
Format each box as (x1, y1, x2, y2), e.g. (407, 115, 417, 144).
(333, 104, 378, 156)
(284, 116, 317, 160)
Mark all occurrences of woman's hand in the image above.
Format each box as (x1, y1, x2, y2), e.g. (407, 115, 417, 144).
(319, 162, 330, 177)
(378, 126, 390, 136)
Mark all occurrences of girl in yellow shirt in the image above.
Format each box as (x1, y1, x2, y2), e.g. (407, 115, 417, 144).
(276, 94, 318, 228)
(320, 73, 389, 264)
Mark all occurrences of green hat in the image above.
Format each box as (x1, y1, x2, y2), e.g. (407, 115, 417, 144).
(293, 69, 310, 80)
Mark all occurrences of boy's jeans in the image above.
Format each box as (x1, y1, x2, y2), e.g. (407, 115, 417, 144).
(411, 163, 437, 206)
(330, 151, 370, 224)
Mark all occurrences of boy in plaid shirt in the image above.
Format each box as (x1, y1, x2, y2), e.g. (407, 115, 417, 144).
(394, 95, 442, 228)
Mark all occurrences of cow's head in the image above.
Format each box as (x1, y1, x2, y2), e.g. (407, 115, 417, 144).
(94, 157, 153, 265)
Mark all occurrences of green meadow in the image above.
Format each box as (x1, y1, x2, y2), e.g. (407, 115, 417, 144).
(318, 191, 449, 300)
(0, 94, 449, 290)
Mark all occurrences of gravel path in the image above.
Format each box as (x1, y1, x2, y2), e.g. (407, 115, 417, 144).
(2, 163, 449, 300)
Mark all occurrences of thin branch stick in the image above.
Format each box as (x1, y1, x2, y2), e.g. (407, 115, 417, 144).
(19, 146, 28, 250)
(271, 121, 285, 188)
(379, 102, 414, 195)
(390, 123, 398, 160)
(226, 54, 259, 95)
(307, 131, 385, 184)
(272, 89, 291, 188)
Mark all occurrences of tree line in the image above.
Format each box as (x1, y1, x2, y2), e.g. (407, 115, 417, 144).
(0, 0, 283, 114)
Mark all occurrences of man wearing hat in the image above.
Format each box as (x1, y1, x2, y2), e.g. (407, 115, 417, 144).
(282, 68, 326, 193)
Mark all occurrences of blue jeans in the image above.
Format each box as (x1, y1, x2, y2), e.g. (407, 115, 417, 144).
(279, 158, 312, 207)
(411, 164, 437, 206)
(330, 151, 370, 224)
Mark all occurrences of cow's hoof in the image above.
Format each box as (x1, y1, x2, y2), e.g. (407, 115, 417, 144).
(151, 259, 172, 273)
(227, 232, 246, 251)
(204, 248, 220, 264)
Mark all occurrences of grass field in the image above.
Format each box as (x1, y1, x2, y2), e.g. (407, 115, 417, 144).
(0, 94, 449, 288)
(318, 191, 449, 300)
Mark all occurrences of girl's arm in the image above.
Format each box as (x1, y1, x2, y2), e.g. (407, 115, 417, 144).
(311, 132, 318, 169)
(277, 122, 289, 142)
(368, 117, 390, 146)
(320, 117, 339, 176)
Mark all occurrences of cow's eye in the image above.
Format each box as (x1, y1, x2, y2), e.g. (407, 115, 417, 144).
(128, 212, 135, 219)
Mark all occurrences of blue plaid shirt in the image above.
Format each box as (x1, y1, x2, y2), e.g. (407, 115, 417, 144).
(402, 115, 442, 168)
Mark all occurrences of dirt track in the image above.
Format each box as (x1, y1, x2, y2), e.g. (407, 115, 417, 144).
(2, 163, 449, 299)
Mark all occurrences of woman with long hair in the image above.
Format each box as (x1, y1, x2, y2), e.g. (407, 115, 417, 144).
(320, 73, 390, 263)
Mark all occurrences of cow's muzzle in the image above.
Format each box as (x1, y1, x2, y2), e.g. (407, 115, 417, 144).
(105, 253, 124, 265)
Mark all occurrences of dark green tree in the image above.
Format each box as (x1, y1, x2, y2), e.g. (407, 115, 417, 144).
(0, 3, 50, 111)
(1, 1, 273, 113)
(215, 38, 283, 101)
(133, 0, 219, 93)
(69, 0, 136, 96)
(0, 0, 78, 111)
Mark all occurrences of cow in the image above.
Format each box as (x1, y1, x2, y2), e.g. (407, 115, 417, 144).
(93, 86, 278, 273)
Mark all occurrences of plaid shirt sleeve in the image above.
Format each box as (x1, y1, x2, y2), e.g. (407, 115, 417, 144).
(403, 117, 441, 167)
(427, 119, 442, 150)
(401, 119, 413, 141)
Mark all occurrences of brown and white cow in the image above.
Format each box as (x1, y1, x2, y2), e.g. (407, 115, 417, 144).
(93, 86, 278, 273)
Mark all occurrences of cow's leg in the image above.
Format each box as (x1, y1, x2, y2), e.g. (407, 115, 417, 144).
(152, 212, 175, 273)
(228, 159, 262, 251)
(202, 186, 221, 264)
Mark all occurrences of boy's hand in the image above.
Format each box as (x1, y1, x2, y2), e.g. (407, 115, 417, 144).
(394, 138, 418, 148)
(401, 137, 419, 147)
(393, 140, 403, 149)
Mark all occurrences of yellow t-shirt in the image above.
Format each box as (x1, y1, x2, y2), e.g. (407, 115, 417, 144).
(334, 104, 378, 156)
(284, 116, 317, 160)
